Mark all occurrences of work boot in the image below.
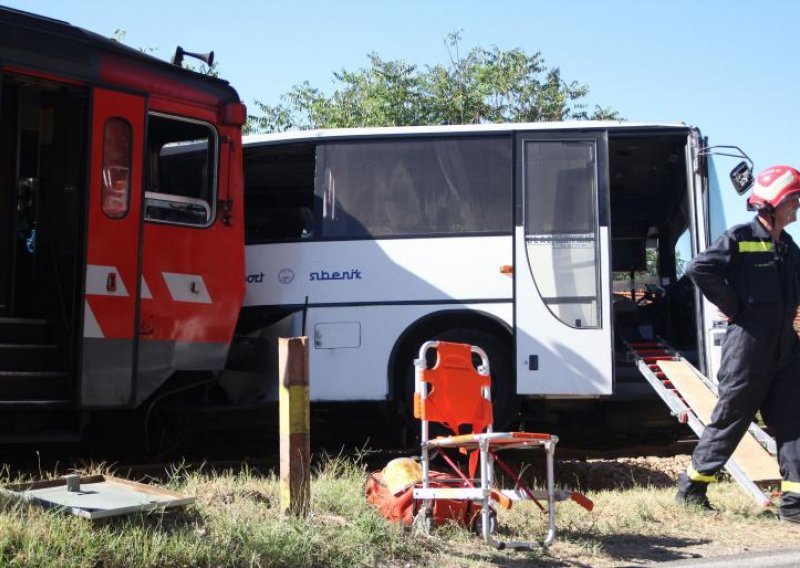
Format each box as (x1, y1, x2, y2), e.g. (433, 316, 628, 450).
(675, 490, 715, 510)
(675, 473, 715, 510)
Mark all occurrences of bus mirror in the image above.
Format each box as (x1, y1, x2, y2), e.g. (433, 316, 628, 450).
(698, 145, 753, 195)
(730, 161, 754, 195)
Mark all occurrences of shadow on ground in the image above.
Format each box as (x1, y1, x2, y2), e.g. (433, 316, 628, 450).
(440, 532, 710, 567)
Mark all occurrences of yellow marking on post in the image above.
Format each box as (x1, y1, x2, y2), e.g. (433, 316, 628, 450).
(280, 384, 310, 434)
(738, 241, 773, 253)
(279, 336, 310, 517)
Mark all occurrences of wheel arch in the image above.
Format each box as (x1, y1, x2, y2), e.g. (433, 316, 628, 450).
(387, 308, 514, 402)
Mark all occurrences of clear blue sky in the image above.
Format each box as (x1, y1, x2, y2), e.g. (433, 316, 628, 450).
(7, 0, 800, 237)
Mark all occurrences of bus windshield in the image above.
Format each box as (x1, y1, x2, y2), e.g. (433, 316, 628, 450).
(707, 156, 728, 242)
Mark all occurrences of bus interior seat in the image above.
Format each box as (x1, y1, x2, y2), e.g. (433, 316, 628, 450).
(245, 206, 314, 243)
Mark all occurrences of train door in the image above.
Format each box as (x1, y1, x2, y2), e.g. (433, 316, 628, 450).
(135, 109, 243, 405)
(81, 88, 145, 406)
(1, 74, 87, 320)
(514, 131, 613, 395)
(0, 73, 88, 409)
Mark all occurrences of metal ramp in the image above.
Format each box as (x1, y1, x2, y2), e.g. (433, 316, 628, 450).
(627, 340, 780, 507)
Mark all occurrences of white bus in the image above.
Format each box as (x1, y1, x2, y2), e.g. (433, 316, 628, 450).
(228, 122, 738, 433)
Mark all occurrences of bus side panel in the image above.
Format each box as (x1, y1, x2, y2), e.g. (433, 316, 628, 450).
(302, 303, 512, 401)
(244, 236, 513, 307)
(243, 236, 512, 401)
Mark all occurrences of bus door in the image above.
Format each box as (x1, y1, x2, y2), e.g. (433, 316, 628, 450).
(514, 132, 613, 395)
(693, 142, 726, 381)
(82, 88, 145, 406)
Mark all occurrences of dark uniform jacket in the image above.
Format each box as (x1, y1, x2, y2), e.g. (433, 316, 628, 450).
(687, 216, 800, 336)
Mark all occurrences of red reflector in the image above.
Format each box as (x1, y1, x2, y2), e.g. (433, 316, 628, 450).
(643, 356, 673, 364)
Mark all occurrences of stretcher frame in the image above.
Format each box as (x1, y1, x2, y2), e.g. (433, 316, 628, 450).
(411, 340, 592, 548)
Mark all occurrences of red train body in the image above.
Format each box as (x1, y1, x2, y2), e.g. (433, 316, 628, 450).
(0, 7, 246, 441)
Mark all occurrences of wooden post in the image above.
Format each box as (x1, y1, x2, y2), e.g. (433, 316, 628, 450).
(278, 336, 310, 516)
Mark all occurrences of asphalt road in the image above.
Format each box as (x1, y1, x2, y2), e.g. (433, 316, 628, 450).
(641, 547, 800, 567)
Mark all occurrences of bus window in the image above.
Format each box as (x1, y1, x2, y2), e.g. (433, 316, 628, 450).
(243, 142, 316, 243)
(317, 136, 511, 238)
(707, 156, 727, 243)
(675, 229, 690, 279)
(144, 113, 217, 227)
(524, 140, 600, 328)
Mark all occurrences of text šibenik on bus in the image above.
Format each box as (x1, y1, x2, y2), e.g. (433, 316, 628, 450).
(235, 123, 741, 438)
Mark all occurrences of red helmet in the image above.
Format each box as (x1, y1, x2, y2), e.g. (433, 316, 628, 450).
(747, 165, 800, 211)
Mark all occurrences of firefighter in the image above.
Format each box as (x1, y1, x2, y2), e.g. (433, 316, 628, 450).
(676, 164, 800, 524)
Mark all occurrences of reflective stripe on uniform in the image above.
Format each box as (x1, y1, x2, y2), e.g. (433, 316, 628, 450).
(738, 241, 774, 253)
(782, 480, 800, 494)
(687, 464, 717, 483)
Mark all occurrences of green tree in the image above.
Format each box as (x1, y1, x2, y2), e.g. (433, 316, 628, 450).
(249, 31, 618, 133)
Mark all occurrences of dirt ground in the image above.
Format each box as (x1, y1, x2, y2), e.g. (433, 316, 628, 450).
(377, 449, 798, 566)
(535, 454, 799, 567)
(557, 453, 692, 492)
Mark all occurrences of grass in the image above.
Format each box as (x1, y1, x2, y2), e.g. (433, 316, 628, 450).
(0, 455, 796, 567)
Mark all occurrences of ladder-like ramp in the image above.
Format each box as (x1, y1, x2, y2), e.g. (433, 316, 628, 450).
(628, 341, 779, 506)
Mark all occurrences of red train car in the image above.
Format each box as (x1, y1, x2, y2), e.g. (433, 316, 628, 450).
(0, 7, 246, 442)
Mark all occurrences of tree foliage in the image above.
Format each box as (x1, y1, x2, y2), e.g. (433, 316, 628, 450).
(249, 32, 618, 133)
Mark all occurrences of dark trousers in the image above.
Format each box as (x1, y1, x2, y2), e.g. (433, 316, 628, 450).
(765, 367, 800, 515)
(678, 317, 800, 515)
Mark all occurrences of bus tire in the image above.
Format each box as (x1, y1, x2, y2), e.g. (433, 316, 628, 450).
(396, 327, 517, 433)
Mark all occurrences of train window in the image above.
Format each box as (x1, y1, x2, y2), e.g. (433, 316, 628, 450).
(101, 117, 132, 219)
(144, 113, 218, 227)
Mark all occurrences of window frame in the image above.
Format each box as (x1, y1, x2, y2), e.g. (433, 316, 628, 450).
(521, 137, 603, 330)
(144, 111, 219, 229)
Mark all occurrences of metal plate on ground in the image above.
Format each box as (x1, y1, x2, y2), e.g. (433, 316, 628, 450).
(2, 474, 195, 519)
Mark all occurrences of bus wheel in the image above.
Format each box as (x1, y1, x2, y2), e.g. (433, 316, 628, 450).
(397, 328, 517, 433)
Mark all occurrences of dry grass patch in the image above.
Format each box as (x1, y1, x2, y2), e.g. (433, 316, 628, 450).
(0, 455, 796, 567)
